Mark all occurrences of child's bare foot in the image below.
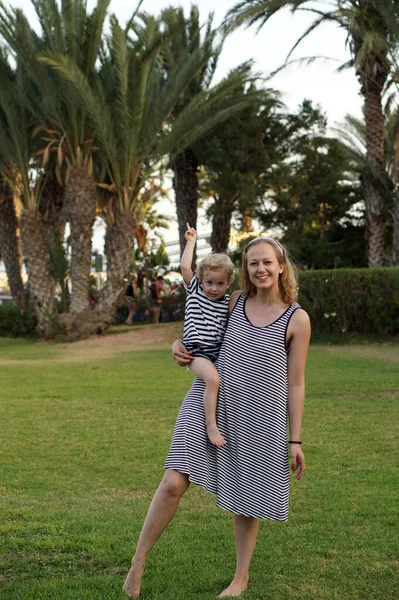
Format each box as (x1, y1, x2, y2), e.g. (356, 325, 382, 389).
(217, 576, 248, 597)
(206, 423, 226, 447)
(122, 558, 145, 597)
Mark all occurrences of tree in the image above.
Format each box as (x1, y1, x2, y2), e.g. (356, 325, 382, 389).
(0, 176, 26, 306)
(41, 10, 259, 324)
(257, 100, 366, 268)
(195, 86, 283, 253)
(0, 53, 56, 335)
(0, 0, 110, 317)
(226, 0, 399, 266)
(338, 109, 399, 264)
(160, 5, 262, 262)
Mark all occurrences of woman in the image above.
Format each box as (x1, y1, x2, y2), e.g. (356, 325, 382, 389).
(125, 274, 138, 326)
(123, 238, 311, 597)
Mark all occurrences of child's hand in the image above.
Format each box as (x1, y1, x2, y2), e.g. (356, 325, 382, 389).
(185, 222, 197, 242)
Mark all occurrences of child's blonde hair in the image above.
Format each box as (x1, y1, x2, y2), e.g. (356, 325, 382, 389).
(240, 237, 298, 305)
(196, 253, 235, 285)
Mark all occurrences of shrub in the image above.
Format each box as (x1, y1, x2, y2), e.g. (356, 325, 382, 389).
(298, 267, 399, 335)
(0, 304, 37, 337)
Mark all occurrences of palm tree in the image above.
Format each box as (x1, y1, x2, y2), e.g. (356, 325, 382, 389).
(0, 0, 110, 316)
(41, 11, 264, 323)
(161, 5, 262, 262)
(0, 55, 55, 336)
(0, 176, 26, 306)
(338, 109, 399, 264)
(226, 0, 399, 266)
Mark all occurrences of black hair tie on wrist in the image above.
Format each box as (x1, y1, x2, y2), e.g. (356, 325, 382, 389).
(288, 441, 302, 444)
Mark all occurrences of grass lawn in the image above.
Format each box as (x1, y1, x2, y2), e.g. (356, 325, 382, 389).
(0, 330, 398, 599)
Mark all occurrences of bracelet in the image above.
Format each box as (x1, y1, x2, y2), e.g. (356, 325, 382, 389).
(288, 440, 302, 445)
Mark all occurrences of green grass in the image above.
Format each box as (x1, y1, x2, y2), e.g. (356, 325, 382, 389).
(0, 337, 398, 599)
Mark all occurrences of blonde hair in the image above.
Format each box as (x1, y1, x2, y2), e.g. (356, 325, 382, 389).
(196, 253, 235, 285)
(240, 237, 298, 305)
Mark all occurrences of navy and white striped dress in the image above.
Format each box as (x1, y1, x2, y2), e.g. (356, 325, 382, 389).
(165, 293, 301, 521)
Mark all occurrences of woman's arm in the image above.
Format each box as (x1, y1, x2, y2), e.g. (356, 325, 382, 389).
(286, 309, 311, 480)
(172, 339, 193, 366)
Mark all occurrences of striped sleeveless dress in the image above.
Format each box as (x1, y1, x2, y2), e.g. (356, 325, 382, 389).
(165, 294, 301, 521)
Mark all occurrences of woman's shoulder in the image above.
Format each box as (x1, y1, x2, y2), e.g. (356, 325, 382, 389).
(289, 306, 311, 332)
(228, 290, 244, 313)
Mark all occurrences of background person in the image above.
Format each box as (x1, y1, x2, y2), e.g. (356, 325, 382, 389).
(123, 237, 311, 598)
(125, 274, 138, 326)
(149, 276, 165, 324)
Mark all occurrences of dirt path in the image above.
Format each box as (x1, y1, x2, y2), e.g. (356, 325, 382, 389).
(0, 322, 184, 364)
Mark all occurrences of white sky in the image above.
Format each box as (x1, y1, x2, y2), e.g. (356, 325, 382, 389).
(9, 0, 363, 252)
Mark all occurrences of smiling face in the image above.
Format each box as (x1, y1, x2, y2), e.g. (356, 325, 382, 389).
(246, 242, 284, 293)
(201, 268, 230, 300)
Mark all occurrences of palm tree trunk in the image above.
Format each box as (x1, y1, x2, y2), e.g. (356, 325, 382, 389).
(362, 85, 389, 267)
(20, 209, 55, 337)
(210, 197, 234, 253)
(98, 208, 136, 318)
(241, 213, 254, 233)
(171, 148, 199, 265)
(63, 166, 97, 313)
(0, 181, 26, 306)
(39, 174, 65, 248)
(355, 28, 391, 267)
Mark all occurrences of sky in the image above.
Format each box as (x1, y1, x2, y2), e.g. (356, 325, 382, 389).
(9, 0, 363, 253)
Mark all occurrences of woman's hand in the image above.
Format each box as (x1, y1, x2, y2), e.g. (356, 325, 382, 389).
(290, 444, 306, 480)
(172, 339, 193, 366)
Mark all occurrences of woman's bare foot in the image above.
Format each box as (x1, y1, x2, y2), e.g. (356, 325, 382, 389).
(217, 576, 248, 597)
(206, 423, 227, 447)
(122, 559, 145, 598)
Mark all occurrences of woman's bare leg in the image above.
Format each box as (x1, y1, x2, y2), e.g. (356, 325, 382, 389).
(123, 469, 190, 597)
(218, 515, 259, 597)
(189, 358, 226, 446)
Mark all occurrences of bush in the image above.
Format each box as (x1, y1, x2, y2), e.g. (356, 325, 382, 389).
(0, 304, 37, 337)
(298, 267, 399, 335)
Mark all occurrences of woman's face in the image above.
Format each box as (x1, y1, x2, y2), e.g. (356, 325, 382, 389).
(246, 242, 284, 291)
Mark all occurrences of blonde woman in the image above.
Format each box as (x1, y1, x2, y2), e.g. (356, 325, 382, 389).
(123, 237, 311, 598)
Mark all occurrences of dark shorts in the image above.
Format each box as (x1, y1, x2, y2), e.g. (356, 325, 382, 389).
(184, 342, 221, 364)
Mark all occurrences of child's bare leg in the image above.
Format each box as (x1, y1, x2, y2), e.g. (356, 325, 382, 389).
(189, 357, 226, 446)
(123, 469, 190, 597)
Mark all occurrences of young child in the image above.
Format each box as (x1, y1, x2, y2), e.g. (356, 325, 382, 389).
(181, 223, 235, 447)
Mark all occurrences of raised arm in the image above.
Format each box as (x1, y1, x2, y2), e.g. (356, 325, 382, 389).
(286, 309, 311, 480)
(180, 223, 196, 285)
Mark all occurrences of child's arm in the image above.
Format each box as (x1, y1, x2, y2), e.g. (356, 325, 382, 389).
(180, 222, 196, 285)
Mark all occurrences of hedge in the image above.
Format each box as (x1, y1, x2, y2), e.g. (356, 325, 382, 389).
(0, 304, 37, 337)
(298, 267, 399, 335)
(1, 267, 397, 338)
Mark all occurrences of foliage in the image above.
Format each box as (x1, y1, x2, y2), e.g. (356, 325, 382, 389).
(257, 100, 366, 268)
(195, 85, 284, 245)
(225, 0, 399, 266)
(298, 267, 399, 335)
(0, 303, 36, 336)
(338, 109, 399, 261)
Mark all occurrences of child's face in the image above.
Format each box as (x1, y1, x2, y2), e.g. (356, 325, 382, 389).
(201, 268, 230, 300)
